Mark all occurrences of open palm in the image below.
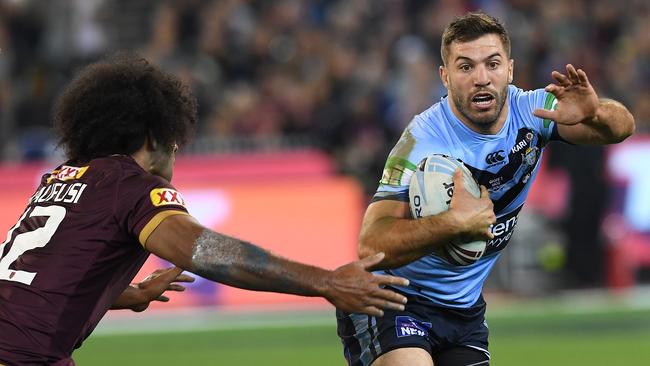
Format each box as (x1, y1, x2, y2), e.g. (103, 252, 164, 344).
(533, 64, 599, 126)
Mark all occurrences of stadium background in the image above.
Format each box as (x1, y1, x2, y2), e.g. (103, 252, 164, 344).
(1, 0, 649, 364)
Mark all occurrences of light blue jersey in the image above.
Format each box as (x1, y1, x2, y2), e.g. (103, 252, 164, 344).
(375, 85, 560, 308)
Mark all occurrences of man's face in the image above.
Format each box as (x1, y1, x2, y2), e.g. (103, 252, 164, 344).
(439, 34, 513, 131)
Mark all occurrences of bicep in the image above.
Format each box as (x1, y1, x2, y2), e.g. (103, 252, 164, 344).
(145, 214, 205, 270)
(362, 199, 411, 226)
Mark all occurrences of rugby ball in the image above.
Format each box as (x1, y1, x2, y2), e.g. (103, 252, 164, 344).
(409, 154, 486, 266)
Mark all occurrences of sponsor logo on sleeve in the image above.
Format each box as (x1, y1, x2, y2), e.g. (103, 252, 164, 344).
(395, 316, 432, 338)
(47, 165, 89, 183)
(150, 188, 187, 207)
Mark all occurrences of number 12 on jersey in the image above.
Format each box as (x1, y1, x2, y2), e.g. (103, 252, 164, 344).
(0, 205, 66, 285)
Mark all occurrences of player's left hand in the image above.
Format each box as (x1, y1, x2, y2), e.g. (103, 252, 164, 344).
(324, 252, 409, 317)
(533, 64, 599, 126)
(114, 267, 195, 312)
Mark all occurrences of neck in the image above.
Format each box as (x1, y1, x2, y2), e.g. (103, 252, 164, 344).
(130, 147, 152, 174)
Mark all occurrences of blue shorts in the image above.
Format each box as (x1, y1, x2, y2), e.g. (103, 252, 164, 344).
(336, 289, 489, 366)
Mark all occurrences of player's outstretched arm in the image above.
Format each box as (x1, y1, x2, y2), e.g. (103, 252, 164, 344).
(533, 64, 635, 145)
(358, 170, 496, 269)
(144, 215, 409, 317)
(111, 267, 195, 312)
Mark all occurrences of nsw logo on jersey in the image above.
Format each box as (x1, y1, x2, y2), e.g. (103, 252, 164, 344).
(150, 188, 186, 207)
(395, 316, 432, 338)
(47, 165, 89, 183)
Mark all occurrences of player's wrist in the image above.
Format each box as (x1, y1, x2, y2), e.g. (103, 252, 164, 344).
(437, 209, 465, 239)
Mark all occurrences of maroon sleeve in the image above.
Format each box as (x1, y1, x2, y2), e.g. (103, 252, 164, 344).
(114, 173, 189, 247)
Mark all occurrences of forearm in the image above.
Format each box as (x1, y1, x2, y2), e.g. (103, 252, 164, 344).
(358, 211, 461, 269)
(190, 230, 330, 297)
(585, 99, 635, 144)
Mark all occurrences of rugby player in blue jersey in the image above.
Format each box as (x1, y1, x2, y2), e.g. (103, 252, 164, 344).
(336, 12, 635, 366)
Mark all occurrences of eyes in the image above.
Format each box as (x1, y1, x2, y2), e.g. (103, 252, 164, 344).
(458, 60, 501, 72)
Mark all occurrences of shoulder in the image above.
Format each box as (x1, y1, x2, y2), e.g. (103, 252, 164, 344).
(413, 101, 447, 130)
(508, 85, 549, 111)
(508, 85, 547, 122)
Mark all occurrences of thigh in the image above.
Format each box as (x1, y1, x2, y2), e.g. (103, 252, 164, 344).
(432, 346, 489, 366)
(372, 347, 433, 366)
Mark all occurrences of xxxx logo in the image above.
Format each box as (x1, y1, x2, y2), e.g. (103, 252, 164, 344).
(149, 188, 186, 207)
(485, 150, 505, 165)
(48, 166, 89, 183)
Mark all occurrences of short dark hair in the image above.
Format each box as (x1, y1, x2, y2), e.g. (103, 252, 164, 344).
(54, 53, 197, 162)
(441, 13, 510, 64)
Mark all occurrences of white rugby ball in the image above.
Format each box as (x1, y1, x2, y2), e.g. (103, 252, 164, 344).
(409, 154, 486, 266)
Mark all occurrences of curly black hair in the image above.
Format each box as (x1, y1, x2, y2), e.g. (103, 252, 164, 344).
(54, 53, 197, 162)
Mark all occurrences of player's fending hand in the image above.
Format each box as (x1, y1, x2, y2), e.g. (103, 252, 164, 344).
(112, 267, 195, 312)
(448, 169, 496, 242)
(323, 252, 409, 317)
(532, 64, 599, 126)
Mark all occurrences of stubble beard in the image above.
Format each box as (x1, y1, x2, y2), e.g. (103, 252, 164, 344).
(452, 85, 508, 131)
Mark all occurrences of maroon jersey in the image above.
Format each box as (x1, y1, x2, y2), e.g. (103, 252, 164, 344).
(0, 156, 188, 364)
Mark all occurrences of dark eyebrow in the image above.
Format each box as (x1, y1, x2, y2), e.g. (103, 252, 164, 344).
(454, 52, 503, 64)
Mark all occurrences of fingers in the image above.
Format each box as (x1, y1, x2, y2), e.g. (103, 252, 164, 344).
(373, 273, 410, 288)
(372, 287, 408, 307)
(167, 284, 187, 292)
(152, 267, 184, 284)
(357, 252, 385, 269)
(362, 306, 384, 317)
(532, 108, 557, 121)
(156, 295, 170, 302)
(452, 169, 465, 191)
(576, 68, 589, 85)
(544, 83, 562, 96)
(551, 71, 571, 87)
(174, 274, 195, 283)
(479, 185, 489, 199)
(566, 64, 580, 84)
(364, 297, 405, 313)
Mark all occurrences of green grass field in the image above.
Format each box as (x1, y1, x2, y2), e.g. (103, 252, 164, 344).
(73, 307, 650, 365)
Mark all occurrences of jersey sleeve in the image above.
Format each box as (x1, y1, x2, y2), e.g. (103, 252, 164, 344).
(114, 174, 190, 247)
(514, 88, 561, 146)
(374, 118, 447, 203)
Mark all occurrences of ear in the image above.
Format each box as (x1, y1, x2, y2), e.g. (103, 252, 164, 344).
(439, 65, 449, 89)
(144, 134, 158, 152)
(508, 59, 514, 83)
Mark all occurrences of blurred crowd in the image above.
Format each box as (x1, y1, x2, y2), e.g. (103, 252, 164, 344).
(0, 0, 649, 289)
(0, 0, 648, 190)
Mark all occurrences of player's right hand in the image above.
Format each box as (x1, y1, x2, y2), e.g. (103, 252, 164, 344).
(324, 252, 409, 317)
(448, 169, 496, 242)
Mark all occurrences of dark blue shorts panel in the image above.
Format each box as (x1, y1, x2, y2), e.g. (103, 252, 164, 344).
(336, 290, 489, 366)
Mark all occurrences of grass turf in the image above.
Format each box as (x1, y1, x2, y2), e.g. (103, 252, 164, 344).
(73, 308, 650, 365)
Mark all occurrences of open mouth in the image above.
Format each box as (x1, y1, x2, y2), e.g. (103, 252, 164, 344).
(471, 93, 495, 109)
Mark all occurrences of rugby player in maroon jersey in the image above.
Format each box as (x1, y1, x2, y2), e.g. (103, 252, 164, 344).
(0, 54, 409, 365)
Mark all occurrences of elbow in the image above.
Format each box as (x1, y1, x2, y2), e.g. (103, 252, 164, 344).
(624, 116, 636, 141)
(357, 235, 379, 260)
(613, 116, 635, 143)
(357, 235, 402, 270)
